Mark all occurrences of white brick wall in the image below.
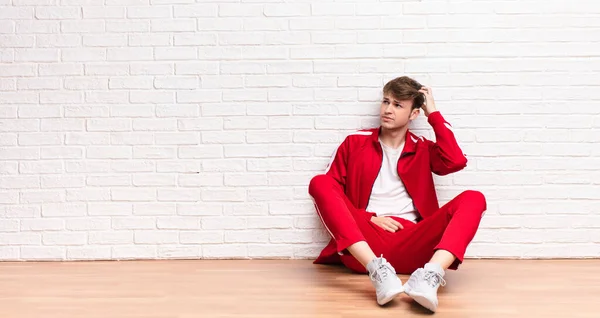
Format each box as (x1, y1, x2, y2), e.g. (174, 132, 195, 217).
(1, 0, 599, 261)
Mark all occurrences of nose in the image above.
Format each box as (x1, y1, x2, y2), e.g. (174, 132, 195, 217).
(384, 103, 393, 114)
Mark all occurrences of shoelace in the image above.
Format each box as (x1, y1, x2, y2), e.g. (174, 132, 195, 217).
(423, 270, 446, 288)
(369, 256, 396, 283)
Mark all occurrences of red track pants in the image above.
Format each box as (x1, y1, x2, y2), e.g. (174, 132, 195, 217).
(309, 174, 486, 274)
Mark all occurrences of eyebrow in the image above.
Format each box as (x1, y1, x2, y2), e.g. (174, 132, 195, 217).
(384, 97, 401, 105)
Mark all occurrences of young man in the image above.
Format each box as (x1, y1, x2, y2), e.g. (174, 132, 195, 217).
(308, 76, 486, 312)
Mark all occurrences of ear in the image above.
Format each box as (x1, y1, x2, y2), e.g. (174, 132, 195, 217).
(409, 108, 420, 121)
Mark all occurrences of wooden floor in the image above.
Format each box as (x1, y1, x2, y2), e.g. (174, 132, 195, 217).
(0, 259, 598, 318)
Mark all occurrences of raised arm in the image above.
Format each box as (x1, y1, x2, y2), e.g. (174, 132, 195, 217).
(419, 86, 467, 175)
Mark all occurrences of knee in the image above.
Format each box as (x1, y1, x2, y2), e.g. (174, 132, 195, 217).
(308, 174, 334, 198)
(459, 190, 487, 214)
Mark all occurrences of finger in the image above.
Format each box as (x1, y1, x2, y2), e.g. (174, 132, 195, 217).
(385, 221, 398, 231)
(384, 225, 396, 232)
(389, 219, 403, 229)
(379, 222, 393, 232)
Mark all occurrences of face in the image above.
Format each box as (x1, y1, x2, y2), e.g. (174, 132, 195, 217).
(380, 93, 420, 131)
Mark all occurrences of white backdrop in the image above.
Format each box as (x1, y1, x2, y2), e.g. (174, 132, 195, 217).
(1, 0, 599, 261)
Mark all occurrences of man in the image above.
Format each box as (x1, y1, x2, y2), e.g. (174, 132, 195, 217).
(308, 76, 486, 312)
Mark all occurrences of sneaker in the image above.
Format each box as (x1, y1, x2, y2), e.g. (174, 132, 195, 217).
(366, 256, 404, 305)
(403, 264, 446, 312)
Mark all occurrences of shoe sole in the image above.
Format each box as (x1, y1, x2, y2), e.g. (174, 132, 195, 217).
(405, 289, 437, 312)
(377, 286, 404, 306)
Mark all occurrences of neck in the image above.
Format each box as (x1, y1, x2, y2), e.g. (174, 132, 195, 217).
(379, 125, 408, 149)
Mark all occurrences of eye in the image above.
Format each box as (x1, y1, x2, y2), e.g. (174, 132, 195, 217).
(383, 100, 390, 105)
(394, 103, 401, 108)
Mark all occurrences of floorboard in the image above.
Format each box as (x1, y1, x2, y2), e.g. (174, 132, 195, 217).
(0, 259, 598, 318)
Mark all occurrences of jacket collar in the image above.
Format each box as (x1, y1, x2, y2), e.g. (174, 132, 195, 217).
(371, 126, 419, 156)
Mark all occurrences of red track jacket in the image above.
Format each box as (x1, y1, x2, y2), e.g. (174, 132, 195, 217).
(313, 111, 468, 265)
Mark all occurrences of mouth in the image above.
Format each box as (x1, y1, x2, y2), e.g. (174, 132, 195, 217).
(381, 116, 393, 121)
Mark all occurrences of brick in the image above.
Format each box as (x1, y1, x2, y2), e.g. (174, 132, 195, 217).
(0, 176, 40, 190)
(223, 203, 267, 216)
(174, 4, 217, 17)
(62, 48, 106, 62)
(202, 244, 247, 258)
(201, 188, 245, 202)
(66, 132, 110, 145)
(178, 118, 223, 131)
(89, 231, 133, 245)
(66, 218, 111, 231)
(198, 47, 242, 60)
(219, 4, 263, 17)
(133, 146, 176, 159)
(36, 7, 81, 19)
(225, 230, 268, 243)
(49, 144, 92, 158)
(151, 19, 196, 32)
(61, 20, 104, 33)
(108, 48, 153, 61)
(269, 201, 313, 215)
(42, 203, 86, 217)
(87, 119, 131, 132)
(269, 230, 313, 243)
(1, 205, 40, 218)
(87, 175, 130, 186)
(178, 173, 222, 187)
(134, 230, 178, 244)
(129, 34, 171, 46)
(88, 203, 132, 216)
(112, 246, 156, 259)
(130, 91, 175, 104)
(202, 131, 245, 144)
(0, 219, 19, 232)
(42, 175, 85, 189)
(176, 203, 222, 216)
(133, 174, 175, 186)
(157, 189, 201, 202)
(84, 63, 127, 76)
(0, 247, 19, 260)
(21, 247, 65, 260)
(154, 76, 199, 89)
(179, 231, 223, 244)
(111, 188, 156, 201)
(112, 217, 156, 230)
(133, 119, 177, 131)
(158, 246, 201, 259)
(265, 4, 310, 17)
(0, 148, 39, 160)
(106, 21, 149, 32)
(131, 62, 174, 75)
(83, 7, 124, 19)
(127, 6, 171, 19)
(135, 203, 177, 216)
(43, 232, 87, 245)
(177, 90, 222, 103)
(223, 145, 268, 158)
(19, 161, 64, 174)
(65, 77, 108, 90)
(197, 18, 242, 31)
(243, 18, 287, 31)
(157, 217, 201, 230)
(68, 247, 111, 260)
(87, 146, 131, 159)
(223, 173, 267, 186)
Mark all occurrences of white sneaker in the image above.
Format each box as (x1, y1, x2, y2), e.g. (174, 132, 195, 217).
(403, 264, 446, 312)
(366, 256, 404, 305)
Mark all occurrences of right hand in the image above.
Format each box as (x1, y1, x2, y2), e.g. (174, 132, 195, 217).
(370, 216, 404, 233)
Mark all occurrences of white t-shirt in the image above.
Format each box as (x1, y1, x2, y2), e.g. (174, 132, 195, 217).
(365, 139, 419, 222)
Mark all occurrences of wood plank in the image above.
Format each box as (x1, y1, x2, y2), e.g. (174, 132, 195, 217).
(0, 259, 598, 317)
